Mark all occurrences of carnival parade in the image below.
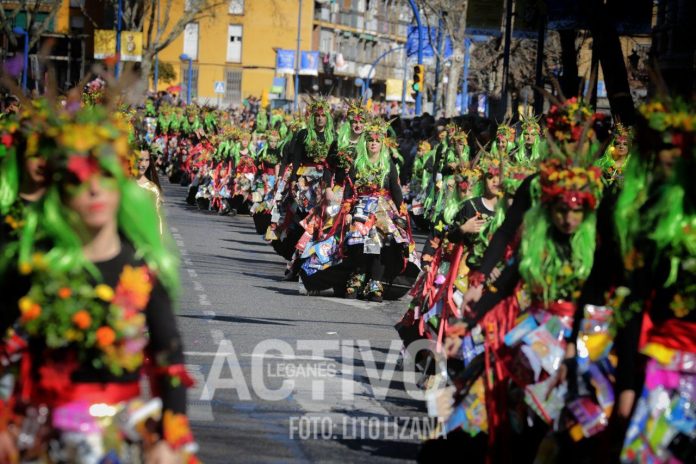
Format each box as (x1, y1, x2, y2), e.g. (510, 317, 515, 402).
(0, 0, 694, 462)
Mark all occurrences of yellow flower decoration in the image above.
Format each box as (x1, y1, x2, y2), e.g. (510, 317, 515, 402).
(95, 284, 115, 302)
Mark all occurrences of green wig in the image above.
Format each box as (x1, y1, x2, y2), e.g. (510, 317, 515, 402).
(354, 133, 391, 188)
(19, 153, 180, 300)
(519, 205, 597, 303)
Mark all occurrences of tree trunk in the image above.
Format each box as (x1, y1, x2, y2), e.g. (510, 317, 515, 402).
(590, 0, 635, 124)
(558, 29, 580, 99)
(131, 50, 153, 103)
(444, 46, 463, 117)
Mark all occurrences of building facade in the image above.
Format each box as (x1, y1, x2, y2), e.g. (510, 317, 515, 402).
(311, 0, 411, 100)
(152, 0, 314, 107)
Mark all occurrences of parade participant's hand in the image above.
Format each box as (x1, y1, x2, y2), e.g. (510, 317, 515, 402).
(461, 285, 483, 316)
(145, 441, 181, 464)
(433, 386, 456, 420)
(0, 430, 18, 464)
(460, 216, 486, 234)
(617, 390, 636, 419)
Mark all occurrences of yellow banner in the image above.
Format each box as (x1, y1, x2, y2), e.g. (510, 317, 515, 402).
(94, 30, 116, 59)
(386, 79, 414, 102)
(94, 30, 142, 62)
(121, 31, 143, 62)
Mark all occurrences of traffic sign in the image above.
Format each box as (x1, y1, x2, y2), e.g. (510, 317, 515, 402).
(214, 81, 226, 94)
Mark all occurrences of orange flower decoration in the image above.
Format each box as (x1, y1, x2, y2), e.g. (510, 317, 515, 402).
(163, 410, 195, 449)
(96, 326, 116, 347)
(57, 287, 72, 299)
(21, 303, 41, 322)
(72, 310, 92, 330)
(113, 265, 153, 312)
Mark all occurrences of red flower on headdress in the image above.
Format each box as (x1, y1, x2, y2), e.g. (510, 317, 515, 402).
(1, 133, 12, 148)
(67, 155, 100, 182)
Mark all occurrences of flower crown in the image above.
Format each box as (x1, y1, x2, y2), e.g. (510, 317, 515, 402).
(455, 168, 481, 192)
(639, 99, 696, 133)
(308, 98, 331, 116)
(346, 100, 367, 123)
(612, 122, 633, 143)
(478, 155, 502, 177)
(450, 130, 468, 144)
(495, 124, 516, 142)
(539, 158, 603, 210)
(546, 97, 604, 143)
(364, 118, 388, 136)
(520, 115, 541, 134)
(504, 161, 536, 195)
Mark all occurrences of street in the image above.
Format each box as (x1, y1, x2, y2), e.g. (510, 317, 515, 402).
(164, 183, 427, 463)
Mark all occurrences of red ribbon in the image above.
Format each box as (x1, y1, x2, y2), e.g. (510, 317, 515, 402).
(647, 318, 696, 353)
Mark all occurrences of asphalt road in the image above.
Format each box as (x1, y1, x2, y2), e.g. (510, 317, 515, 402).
(162, 182, 430, 463)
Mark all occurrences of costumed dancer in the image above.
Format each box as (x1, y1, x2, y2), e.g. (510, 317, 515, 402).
(269, 99, 335, 280)
(250, 129, 282, 233)
(0, 102, 198, 463)
(342, 118, 418, 302)
(490, 123, 517, 159)
(229, 131, 257, 215)
(408, 140, 434, 229)
(297, 103, 369, 294)
(595, 122, 633, 186)
(421, 129, 449, 223)
(515, 115, 543, 162)
(427, 125, 470, 224)
(0, 99, 49, 246)
(613, 98, 696, 463)
(455, 140, 604, 462)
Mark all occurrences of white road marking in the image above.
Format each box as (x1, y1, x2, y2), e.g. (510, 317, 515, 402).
(318, 297, 384, 309)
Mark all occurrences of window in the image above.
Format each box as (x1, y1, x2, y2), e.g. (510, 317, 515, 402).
(319, 29, 334, 53)
(183, 23, 198, 60)
(180, 64, 199, 100)
(185, 0, 192, 12)
(226, 25, 242, 62)
(224, 68, 242, 106)
(229, 0, 244, 15)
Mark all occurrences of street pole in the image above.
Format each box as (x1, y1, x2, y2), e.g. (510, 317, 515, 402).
(293, 0, 302, 113)
(461, 37, 470, 115)
(433, 17, 443, 117)
(401, 47, 408, 116)
(407, 0, 423, 116)
(115, 0, 123, 78)
(154, 0, 161, 91)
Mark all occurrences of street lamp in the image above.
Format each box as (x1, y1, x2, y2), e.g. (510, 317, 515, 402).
(180, 54, 193, 105)
(12, 27, 28, 93)
(115, 0, 123, 78)
(406, 0, 423, 116)
(294, 0, 303, 112)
